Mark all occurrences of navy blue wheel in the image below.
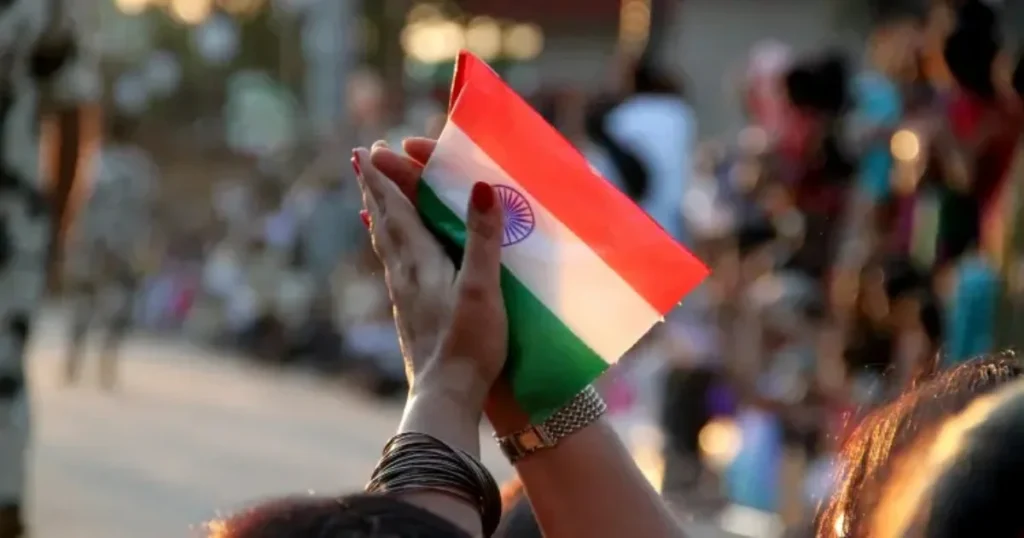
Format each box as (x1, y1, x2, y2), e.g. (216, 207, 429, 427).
(494, 185, 535, 246)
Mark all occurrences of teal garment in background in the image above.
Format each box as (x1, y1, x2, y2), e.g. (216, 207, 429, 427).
(853, 71, 902, 202)
(725, 408, 782, 512)
(944, 255, 999, 366)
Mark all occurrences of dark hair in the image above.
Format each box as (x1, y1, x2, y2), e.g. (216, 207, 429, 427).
(943, 0, 1002, 99)
(917, 382, 1024, 538)
(784, 52, 850, 116)
(585, 97, 650, 201)
(215, 494, 472, 537)
(816, 353, 1024, 537)
(632, 60, 682, 96)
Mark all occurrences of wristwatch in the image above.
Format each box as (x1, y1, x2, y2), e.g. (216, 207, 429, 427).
(496, 385, 607, 463)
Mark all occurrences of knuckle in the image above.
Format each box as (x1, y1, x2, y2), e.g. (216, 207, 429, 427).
(458, 279, 489, 304)
(468, 212, 500, 241)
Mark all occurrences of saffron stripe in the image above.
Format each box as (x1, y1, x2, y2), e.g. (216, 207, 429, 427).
(447, 51, 708, 314)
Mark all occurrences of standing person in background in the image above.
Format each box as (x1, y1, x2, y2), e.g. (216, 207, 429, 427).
(845, 17, 920, 260)
(936, 0, 1019, 366)
(600, 57, 696, 245)
(0, 0, 89, 534)
(63, 113, 159, 390)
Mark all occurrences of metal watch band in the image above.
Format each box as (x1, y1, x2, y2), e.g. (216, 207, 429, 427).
(496, 385, 607, 463)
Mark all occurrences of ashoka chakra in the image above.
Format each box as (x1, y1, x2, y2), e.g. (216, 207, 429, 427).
(494, 185, 535, 246)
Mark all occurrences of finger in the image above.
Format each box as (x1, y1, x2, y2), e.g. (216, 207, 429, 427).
(370, 146, 422, 201)
(356, 147, 444, 268)
(457, 182, 504, 300)
(403, 137, 437, 166)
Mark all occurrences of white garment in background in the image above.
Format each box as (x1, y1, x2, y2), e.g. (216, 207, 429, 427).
(606, 95, 696, 244)
(203, 247, 244, 299)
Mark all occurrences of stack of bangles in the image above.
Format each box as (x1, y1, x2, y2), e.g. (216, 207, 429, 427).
(365, 432, 502, 537)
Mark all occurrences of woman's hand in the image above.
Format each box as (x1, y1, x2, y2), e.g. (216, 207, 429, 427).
(352, 146, 508, 411)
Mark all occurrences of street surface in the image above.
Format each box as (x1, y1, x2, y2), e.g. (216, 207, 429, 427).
(26, 313, 733, 537)
(27, 315, 511, 538)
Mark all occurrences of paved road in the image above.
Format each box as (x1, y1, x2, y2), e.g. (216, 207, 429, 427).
(27, 321, 511, 538)
(26, 315, 737, 537)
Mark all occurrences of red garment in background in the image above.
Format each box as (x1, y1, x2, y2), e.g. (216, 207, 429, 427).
(947, 92, 1022, 221)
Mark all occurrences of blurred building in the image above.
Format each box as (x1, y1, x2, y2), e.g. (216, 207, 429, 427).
(662, 0, 1024, 137)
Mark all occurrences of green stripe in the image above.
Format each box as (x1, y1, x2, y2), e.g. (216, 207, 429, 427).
(418, 181, 607, 422)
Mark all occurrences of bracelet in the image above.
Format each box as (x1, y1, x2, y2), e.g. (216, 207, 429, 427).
(366, 432, 502, 537)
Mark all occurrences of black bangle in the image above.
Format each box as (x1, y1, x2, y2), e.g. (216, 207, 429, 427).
(366, 432, 502, 537)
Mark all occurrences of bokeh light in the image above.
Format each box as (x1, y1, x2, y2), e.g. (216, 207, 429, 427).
(891, 129, 920, 162)
(169, 0, 214, 25)
(465, 17, 502, 60)
(401, 20, 464, 64)
(115, 0, 151, 15)
(217, 0, 266, 17)
(502, 23, 543, 61)
(619, 0, 651, 50)
(698, 417, 742, 470)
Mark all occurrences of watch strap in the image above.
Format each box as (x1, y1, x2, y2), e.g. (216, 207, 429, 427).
(496, 385, 607, 463)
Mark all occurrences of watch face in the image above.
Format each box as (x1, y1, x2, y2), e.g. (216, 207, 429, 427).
(518, 430, 545, 451)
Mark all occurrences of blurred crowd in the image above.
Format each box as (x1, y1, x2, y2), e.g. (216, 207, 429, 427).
(57, 0, 1024, 534)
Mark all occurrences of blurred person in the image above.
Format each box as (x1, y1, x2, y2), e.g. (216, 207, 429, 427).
(930, 5, 1018, 366)
(779, 51, 856, 283)
(867, 371, 1024, 538)
(0, 0, 86, 533)
(593, 57, 696, 244)
(292, 164, 364, 369)
(218, 142, 689, 538)
(843, 17, 920, 261)
(63, 113, 159, 390)
(816, 352, 1023, 537)
(938, 0, 1020, 263)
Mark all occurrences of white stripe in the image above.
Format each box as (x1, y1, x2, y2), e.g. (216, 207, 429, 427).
(422, 123, 661, 363)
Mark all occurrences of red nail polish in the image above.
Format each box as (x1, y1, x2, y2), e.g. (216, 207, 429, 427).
(359, 209, 370, 228)
(470, 182, 494, 212)
(351, 152, 361, 176)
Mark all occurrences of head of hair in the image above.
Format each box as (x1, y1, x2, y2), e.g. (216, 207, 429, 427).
(629, 57, 683, 96)
(942, 0, 1002, 98)
(784, 51, 850, 116)
(870, 378, 1024, 537)
(213, 494, 472, 538)
(816, 353, 1024, 537)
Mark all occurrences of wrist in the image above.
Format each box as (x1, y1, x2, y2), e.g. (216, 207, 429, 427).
(483, 380, 530, 436)
(412, 360, 490, 414)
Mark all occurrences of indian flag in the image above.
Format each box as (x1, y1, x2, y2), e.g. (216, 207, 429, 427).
(419, 52, 707, 422)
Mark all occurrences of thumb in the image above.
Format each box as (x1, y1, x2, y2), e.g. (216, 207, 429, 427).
(459, 182, 504, 293)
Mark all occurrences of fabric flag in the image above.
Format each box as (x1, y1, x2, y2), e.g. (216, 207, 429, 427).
(419, 51, 708, 422)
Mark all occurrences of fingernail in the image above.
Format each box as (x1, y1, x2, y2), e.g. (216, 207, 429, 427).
(351, 152, 361, 176)
(470, 182, 494, 212)
(359, 209, 370, 229)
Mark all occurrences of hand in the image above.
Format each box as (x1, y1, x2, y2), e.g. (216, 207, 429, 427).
(352, 144, 508, 411)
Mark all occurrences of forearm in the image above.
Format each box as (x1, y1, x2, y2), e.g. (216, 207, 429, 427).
(511, 418, 684, 538)
(487, 383, 684, 538)
(397, 376, 486, 537)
